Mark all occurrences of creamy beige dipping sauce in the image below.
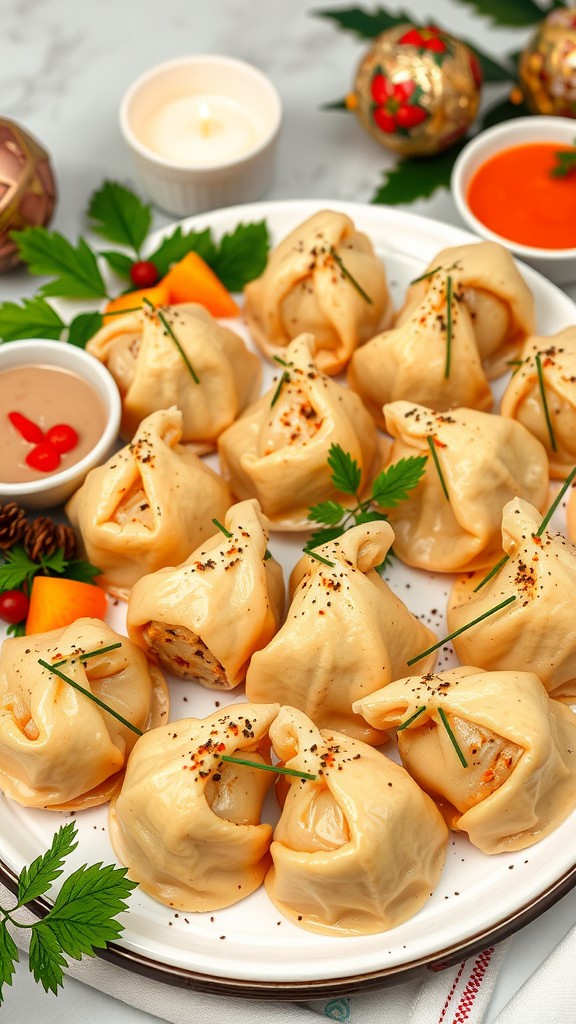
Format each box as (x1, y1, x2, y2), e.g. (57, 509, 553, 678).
(1, 364, 108, 483)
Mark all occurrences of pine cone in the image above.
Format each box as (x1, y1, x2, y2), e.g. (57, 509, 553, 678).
(23, 517, 77, 562)
(0, 502, 28, 550)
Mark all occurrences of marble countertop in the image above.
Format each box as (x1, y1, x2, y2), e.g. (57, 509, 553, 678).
(1, 0, 576, 1021)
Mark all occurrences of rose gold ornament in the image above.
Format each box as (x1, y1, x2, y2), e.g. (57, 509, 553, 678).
(518, 7, 576, 117)
(347, 24, 482, 158)
(0, 119, 57, 273)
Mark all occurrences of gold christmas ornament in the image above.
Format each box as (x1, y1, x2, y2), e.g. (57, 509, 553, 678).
(518, 7, 576, 117)
(348, 24, 482, 158)
(0, 118, 57, 274)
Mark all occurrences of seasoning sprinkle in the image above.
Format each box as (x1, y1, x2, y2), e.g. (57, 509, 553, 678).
(535, 353, 557, 452)
(438, 706, 468, 768)
(306, 549, 335, 567)
(445, 275, 453, 379)
(51, 642, 123, 669)
(38, 658, 143, 736)
(426, 435, 450, 502)
(329, 246, 373, 304)
(220, 754, 317, 781)
(397, 705, 427, 731)
(407, 594, 517, 666)
(212, 518, 233, 539)
(536, 464, 576, 537)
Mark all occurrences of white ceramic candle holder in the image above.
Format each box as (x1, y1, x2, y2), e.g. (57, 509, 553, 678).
(120, 55, 282, 216)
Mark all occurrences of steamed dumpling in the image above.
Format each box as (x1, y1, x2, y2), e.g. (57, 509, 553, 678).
(246, 521, 437, 744)
(500, 328, 576, 478)
(127, 499, 284, 690)
(217, 333, 385, 530)
(108, 703, 280, 910)
(244, 210, 393, 375)
(86, 302, 261, 445)
(381, 402, 549, 573)
(66, 407, 232, 600)
(355, 667, 576, 853)
(0, 618, 168, 810)
(265, 706, 448, 935)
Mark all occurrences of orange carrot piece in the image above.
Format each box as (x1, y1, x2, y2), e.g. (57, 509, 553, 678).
(25, 577, 108, 635)
(103, 282, 170, 319)
(162, 251, 240, 318)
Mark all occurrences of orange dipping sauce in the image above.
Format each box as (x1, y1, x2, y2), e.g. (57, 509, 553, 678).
(467, 142, 576, 250)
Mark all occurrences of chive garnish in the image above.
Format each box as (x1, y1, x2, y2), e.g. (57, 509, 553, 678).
(438, 706, 468, 768)
(102, 306, 145, 317)
(407, 594, 517, 666)
(51, 642, 123, 669)
(272, 355, 291, 367)
(38, 659, 143, 737)
(473, 553, 510, 593)
(535, 464, 576, 537)
(410, 264, 442, 285)
(220, 754, 317, 781)
(212, 518, 233, 539)
(445, 274, 453, 379)
(329, 246, 373, 304)
(307, 549, 335, 567)
(535, 353, 557, 452)
(397, 705, 427, 731)
(426, 435, 450, 502)
(270, 370, 290, 407)
(156, 307, 200, 385)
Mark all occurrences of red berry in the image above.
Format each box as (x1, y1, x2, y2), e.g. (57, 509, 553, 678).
(8, 411, 44, 444)
(46, 423, 79, 454)
(373, 107, 397, 133)
(0, 589, 30, 625)
(396, 104, 428, 129)
(130, 260, 159, 288)
(25, 441, 61, 473)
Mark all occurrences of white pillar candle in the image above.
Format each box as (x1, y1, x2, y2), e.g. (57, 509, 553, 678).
(144, 94, 262, 166)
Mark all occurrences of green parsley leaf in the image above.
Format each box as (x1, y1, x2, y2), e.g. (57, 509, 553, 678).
(17, 822, 78, 906)
(210, 221, 270, 292)
(371, 456, 427, 508)
(61, 559, 102, 584)
(305, 525, 345, 551)
(0, 546, 102, 595)
(38, 549, 67, 576)
(87, 181, 152, 255)
(307, 500, 346, 526)
(100, 250, 134, 280)
(43, 861, 137, 959)
(327, 444, 362, 495)
(0, 920, 18, 1003)
(11, 229, 108, 300)
(352, 508, 387, 526)
(67, 312, 103, 348)
(28, 924, 67, 995)
(551, 142, 576, 179)
(147, 226, 218, 279)
(6, 622, 26, 638)
(372, 141, 467, 205)
(0, 296, 65, 342)
(0, 547, 38, 593)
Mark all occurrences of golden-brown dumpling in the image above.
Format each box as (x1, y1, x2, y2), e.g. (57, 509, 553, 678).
(265, 707, 448, 935)
(0, 618, 168, 810)
(500, 328, 576, 478)
(86, 302, 261, 445)
(66, 408, 232, 600)
(246, 521, 437, 744)
(447, 498, 576, 701)
(126, 499, 284, 689)
(217, 333, 385, 530)
(396, 241, 534, 378)
(355, 667, 576, 853)
(244, 210, 393, 375)
(108, 703, 280, 911)
(382, 401, 549, 573)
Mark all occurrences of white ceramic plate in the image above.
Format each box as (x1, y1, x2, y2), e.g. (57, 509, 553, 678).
(1, 201, 576, 999)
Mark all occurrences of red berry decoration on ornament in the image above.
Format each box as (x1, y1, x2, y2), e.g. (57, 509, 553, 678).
(130, 260, 159, 288)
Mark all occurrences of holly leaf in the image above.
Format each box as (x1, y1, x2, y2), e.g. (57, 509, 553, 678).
(371, 455, 427, 507)
(11, 229, 107, 300)
(146, 227, 218, 278)
(0, 920, 18, 1004)
(0, 296, 65, 342)
(211, 221, 270, 292)
(313, 6, 412, 38)
(100, 250, 134, 280)
(28, 925, 67, 995)
(17, 822, 78, 906)
(372, 140, 467, 205)
(42, 861, 137, 960)
(67, 312, 103, 348)
(321, 98, 349, 110)
(480, 96, 532, 130)
(307, 500, 346, 525)
(467, 42, 514, 82)
(456, 0, 545, 27)
(87, 181, 152, 255)
(327, 444, 362, 495)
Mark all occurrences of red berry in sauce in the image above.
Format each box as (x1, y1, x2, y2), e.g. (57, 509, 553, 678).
(25, 441, 61, 473)
(0, 589, 30, 625)
(130, 260, 159, 288)
(46, 423, 79, 454)
(8, 411, 44, 444)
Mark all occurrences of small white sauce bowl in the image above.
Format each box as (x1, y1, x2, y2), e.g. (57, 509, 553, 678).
(451, 116, 576, 285)
(0, 339, 121, 509)
(120, 55, 283, 217)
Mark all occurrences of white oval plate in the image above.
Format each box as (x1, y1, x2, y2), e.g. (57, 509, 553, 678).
(1, 200, 576, 998)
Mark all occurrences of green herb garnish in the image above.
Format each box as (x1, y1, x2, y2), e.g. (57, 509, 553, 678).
(51, 642, 123, 670)
(535, 353, 557, 452)
(397, 705, 427, 731)
(270, 370, 290, 408)
(329, 246, 373, 304)
(536, 465, 576, 537)
(212, 518, 233, 539)
(473, 553, 510, 592)
(445, 274, 453, 378)
(38, 659, 143, 737)
(410, 265, 442, 285)
(220, 754, 317, 781)
(0, 821, 136, 1000)
(438, 706, 468, 768)
(146, 303, 200, 385)
(407, 595, 517, 666)
(0, 547, 100, 597)
(426, 435, 450, 502)
(306, 550, 336, 567)
(551, 142, 576, 179)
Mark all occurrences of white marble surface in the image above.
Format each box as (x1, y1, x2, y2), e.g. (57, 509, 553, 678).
(1, 0, 575, 1021)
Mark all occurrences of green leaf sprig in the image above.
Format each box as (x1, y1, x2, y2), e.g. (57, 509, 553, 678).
(0, 821, 136, 1001)
(220, 754, 317, 781)
(551, 140, 576, 179)
(0, 546, 101, 597)
(304, 444, 427, 560)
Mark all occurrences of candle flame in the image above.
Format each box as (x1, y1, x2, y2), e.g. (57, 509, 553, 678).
(199, 101, 212, 138)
